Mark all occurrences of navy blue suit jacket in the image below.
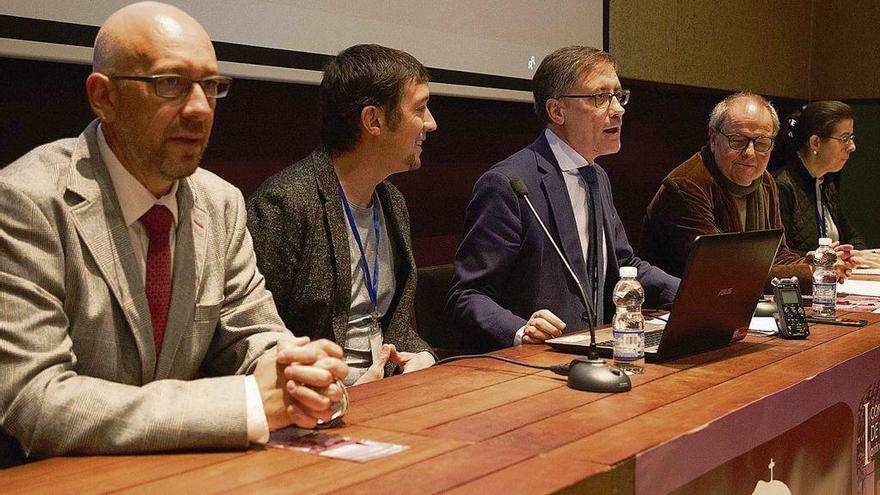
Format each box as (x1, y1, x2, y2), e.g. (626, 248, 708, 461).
(446, 133, 680, 350)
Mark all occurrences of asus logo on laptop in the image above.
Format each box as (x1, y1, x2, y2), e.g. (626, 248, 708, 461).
(718, 288, 734, 296)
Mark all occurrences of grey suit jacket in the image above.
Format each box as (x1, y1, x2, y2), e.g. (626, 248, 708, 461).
(247, 148, 431, 377)
(0, 121, 286, 460)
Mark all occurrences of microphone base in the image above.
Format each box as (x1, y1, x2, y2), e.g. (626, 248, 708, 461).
(567, 357, 632, 393)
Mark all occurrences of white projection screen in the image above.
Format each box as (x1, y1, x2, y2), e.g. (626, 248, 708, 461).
(0, 1, 605, 102)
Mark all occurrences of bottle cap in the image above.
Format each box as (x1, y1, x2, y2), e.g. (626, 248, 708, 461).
(818, 237, 832, 246)
(619, 266, 637, 278)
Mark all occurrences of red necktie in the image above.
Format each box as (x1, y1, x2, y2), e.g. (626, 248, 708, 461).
(140, 205, 173, 355)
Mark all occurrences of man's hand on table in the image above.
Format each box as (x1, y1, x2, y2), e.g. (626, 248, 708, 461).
(255, 336, 348, 431)
(522, 309, 566, 344)
(353, 343, 395, 386)
(390, 347, 435, 374)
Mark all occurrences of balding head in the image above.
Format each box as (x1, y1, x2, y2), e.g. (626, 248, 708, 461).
(93, 1, 214, 75)
(87, 1, 220, 197)
(708, 92, 779, 136)
(708, 93, 778, 186)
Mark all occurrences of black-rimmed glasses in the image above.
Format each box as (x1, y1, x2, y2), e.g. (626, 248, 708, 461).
(110, 74, 232, 99)
(826, 133, 855, 144)
(556, 89, 630, 108)
(717, 130, 774, 153)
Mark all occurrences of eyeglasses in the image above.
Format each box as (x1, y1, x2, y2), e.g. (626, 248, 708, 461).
(557, 89, 630, 108)
(716, 130, 774, 153)
(825, 133, 855, 144)
(110, 74, 232, 99)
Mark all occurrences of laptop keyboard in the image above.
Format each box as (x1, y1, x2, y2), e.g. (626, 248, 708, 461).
(597, 330, 664, 349)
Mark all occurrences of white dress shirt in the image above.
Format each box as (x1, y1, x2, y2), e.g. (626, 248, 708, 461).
(545, 128, 608, 272)
(97, 126, 269, 444)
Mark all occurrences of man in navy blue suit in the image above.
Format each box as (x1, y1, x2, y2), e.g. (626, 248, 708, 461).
(446, 46, 680, 351)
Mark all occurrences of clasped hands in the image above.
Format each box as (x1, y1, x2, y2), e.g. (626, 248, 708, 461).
(824, 243, 859, 282)
(807, 242, 858, 282)
(254, 335, 349, 431)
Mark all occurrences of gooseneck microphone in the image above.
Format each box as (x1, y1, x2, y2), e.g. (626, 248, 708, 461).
(510, 177, 597, 342)
(509, 176, 631, 393)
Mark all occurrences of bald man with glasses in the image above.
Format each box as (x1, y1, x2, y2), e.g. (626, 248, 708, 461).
(642, 92, 854, 282)
(0, 2, 347, 464)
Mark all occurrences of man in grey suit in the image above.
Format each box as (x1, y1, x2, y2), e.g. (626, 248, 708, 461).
(0, 2, 347, 465)
(248, 45, 437, 385)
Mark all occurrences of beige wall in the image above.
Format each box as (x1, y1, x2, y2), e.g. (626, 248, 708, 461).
(811, 4, 880, 99)
(609, 0, 864, 100)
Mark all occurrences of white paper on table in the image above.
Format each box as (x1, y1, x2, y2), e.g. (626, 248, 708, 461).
(319, 440, 410, 462)
(267, 428, 410, 463)
(748, 316, 779, 335)
(650, 316, 775, 333)
(837, 280, 880, 297)
(645, 318, 667, 329)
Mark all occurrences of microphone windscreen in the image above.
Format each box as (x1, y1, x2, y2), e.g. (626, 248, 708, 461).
(510, 177, 529, 197)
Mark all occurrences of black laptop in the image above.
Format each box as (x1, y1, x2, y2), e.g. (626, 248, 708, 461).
(547, 230, 783, 362)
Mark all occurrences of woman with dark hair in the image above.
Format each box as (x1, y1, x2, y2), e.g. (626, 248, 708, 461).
(773, 100, 877, 266)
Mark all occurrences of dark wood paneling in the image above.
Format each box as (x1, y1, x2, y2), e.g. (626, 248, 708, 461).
(0, 59, 93, 159)
(389, 94, 540, 265)
(0, 57, 806, 268)
(843, 102, 880, 247)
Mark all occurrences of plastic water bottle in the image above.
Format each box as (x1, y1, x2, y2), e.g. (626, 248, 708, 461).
(812, 237, 837, 317)
(612, 266, 645, 372)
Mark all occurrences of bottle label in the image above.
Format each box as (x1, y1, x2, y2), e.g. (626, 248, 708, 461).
(812, 283, 836, 311)
(612, 330, 644, 361)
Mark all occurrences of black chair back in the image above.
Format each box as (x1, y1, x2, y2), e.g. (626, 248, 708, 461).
(414, 264, 473, 358)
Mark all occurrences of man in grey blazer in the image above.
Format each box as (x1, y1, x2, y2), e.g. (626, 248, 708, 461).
(248, 45, 437, 385)
(0, 2, 347, 465)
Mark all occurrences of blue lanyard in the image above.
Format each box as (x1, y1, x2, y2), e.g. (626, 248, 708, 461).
(336, 178, 381, 309)
(816, 179, 827, 238)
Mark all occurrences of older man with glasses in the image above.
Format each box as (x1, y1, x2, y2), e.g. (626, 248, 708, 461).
(446, 46, 679, 351)
(642, 92, 854, 284)
(0, 2, 347, 465)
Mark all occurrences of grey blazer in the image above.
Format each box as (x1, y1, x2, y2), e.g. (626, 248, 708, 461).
(247, 148, 432, 377)
(0, 121, 286, 460)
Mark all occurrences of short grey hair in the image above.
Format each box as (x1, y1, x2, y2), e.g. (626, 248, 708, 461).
(93, 28, 125, 73)
(532, 46, 617, 125)
(708, 92, 780, 136)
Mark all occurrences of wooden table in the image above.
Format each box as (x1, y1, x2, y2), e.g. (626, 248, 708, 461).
(4, 311, 880, 494)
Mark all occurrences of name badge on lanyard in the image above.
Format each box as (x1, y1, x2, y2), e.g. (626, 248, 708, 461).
(337, 177, 381, 337)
